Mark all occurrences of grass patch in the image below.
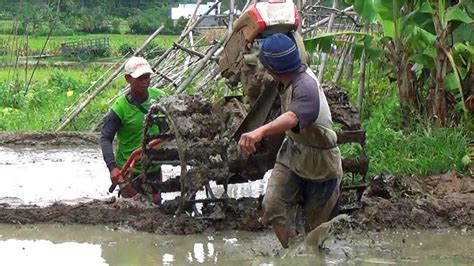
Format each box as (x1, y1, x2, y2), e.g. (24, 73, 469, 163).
(339, 91, 470, 177)
(322, 58, 471, 177)
(0, 66, 126, 131)
(0, 66, 105, 82)
(364, 125, 468, 176)
(0, 34, 176, 58)
(0, 20, 13, 33)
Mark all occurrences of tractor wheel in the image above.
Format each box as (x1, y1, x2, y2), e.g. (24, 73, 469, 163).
(78, 50, 91, 62)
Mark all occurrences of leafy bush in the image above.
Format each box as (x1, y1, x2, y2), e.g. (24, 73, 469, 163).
(47, 70, 88, 93)
(0, 82, 25, 108)
(111, 18, 122, 34)
(24, 83, 48, 108)
(75, 11, 112, 34)
(0, 42, 5, 55)
(142, 41, 165, 59)
(128, 14, 161, 34)
(118, 43, 134, 56)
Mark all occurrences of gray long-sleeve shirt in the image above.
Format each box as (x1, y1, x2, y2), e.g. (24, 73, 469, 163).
(100, 92, 143, 172)
(100, 110, 122, 171)
(100, 91, 168, 172)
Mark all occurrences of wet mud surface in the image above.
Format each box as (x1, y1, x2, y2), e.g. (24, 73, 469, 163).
(354, 171, 474, 230)
(0, 171, 472, 234)
(0, 131, 99, 146)
(0, 133, 472, 235)
(0, 197, 263, 235)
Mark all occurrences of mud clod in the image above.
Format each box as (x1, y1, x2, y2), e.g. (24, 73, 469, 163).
(356, 171, 474, 230)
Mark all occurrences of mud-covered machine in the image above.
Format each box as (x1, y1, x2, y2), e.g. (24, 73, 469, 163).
(116, 0, 368, 217)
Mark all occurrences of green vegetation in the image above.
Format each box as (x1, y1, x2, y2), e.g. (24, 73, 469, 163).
(0, 0, 470, 178)
(310, 0, 473, 177)
(0, 34, 176, 59)
(306, 0, 473, 127)
(331, 60, 471, 177)
(0, 0, 193, 35)
(360, 92, 467, 176)
(0, 67, 125, 130)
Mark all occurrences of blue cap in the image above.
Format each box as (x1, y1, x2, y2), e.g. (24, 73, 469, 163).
(259, 33, 301, 74)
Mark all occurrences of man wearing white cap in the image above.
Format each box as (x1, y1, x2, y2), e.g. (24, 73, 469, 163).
(100, 56, 167, 204)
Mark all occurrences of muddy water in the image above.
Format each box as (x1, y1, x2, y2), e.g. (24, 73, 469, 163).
(0, 146, 111, 205)
(1, 146, 473, 265)
(0, 146, 266, 206)
(0, 224, 472, 265)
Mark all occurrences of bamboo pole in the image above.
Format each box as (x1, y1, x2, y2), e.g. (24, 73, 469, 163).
(332, 35, 354, 84)
(176, 35, 227, 93)
(356, 23, 369, 110)
(151, 0, 222, 70)
(302, 6, 353, 35)
(56, 25, 165, 131)
(345, 43, 355, 81)
(317, 0, 337, 82)
(356, 49, 367, 109)
(229, 0, 235, 31)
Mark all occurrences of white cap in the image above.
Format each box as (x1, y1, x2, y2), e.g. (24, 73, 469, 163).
(124, 56, 153, 78)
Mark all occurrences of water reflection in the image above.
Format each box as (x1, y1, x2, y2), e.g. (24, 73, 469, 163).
(0, 224, 280, 265)
(0, 146, 110, 205)
(0, 224, 473, 265)
(0, 239, 107, 265)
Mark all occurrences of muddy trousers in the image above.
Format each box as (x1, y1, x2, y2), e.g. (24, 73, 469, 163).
(262, 163, 341, 234)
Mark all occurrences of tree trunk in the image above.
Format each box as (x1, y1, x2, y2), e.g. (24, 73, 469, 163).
(344, 45, 354, 82)
(428, 14, 450, 127)
(429, 42, 449, 127)
(387, 40, 418, 125)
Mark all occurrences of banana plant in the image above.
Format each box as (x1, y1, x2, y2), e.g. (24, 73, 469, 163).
(304, 0, 426, 122)
(362, 0, 473, 125)
(423, 0, 472, 125)
(306, 0, 473, 126)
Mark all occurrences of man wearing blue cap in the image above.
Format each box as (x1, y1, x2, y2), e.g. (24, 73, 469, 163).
(238, 33, 342, 248)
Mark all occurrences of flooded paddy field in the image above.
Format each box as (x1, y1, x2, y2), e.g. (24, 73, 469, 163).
(0, 134, 473, 265)
(0, 224, 472, 265)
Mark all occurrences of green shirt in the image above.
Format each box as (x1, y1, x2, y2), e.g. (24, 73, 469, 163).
(111, 87, 166, 172)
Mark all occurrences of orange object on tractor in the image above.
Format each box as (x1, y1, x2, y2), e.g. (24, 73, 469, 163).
(108, 138, 169, 195)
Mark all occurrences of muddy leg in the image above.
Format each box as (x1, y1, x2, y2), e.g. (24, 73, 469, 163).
(303, 177, 341, 232)
(272, 224, 297, 248)
(261, 163, 302, 248)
